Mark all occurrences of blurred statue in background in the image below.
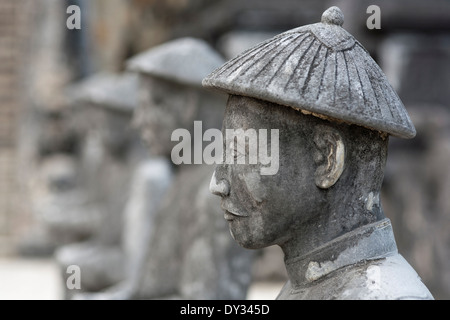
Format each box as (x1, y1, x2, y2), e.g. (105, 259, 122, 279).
(75, 38, 254, 300)
(21, 108, 83, 255)
(206, 7, 434, 300)
(55, 72, 149, 298)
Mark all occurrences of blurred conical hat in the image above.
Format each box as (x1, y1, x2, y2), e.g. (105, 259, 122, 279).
(68, 72, 138, 113)
(203, 7, 416, 139)
(127, 37, 225, 88)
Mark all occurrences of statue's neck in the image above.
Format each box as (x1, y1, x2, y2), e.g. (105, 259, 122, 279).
(282, 218, 398, 288)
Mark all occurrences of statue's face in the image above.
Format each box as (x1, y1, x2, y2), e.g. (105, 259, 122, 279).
(211, 96, 320, 249)
(133, 76, 199, 156)
(100, 110, 135, 158)
(74, 106, 132, 156)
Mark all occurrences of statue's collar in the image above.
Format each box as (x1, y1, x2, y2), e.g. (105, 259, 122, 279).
(285, 218, 398, 288)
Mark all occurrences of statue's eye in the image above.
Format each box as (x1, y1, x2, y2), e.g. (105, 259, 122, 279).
(233, 145, 239, 161)
(233, 144, 246, 163)
(228, 140, 244, 163)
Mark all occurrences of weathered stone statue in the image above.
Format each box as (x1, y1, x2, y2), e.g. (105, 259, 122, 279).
(19, 109, 83, 255)
(75, 38, 254, 300)
(55, 72, 149, 297)
(205, 7, 434, 300)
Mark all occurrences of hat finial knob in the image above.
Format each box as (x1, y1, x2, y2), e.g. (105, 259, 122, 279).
(321, 6, 344, 26)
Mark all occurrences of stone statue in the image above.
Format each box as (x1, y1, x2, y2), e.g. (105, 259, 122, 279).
(205, 7, 434, 300)
(55, 72, 149, 297)
(75, 38, 254, 300)
(19, 109, 84, 256)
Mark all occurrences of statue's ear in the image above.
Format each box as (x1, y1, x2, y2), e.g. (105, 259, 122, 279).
(313, 125, 345, 189)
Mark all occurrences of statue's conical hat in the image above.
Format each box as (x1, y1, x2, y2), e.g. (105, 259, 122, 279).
(127, 37, 225, 88)
(203, 7, 416, 139)
(68, 72, 138, 113)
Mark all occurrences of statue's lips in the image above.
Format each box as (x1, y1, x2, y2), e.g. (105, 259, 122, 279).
(224, 211, 236, 221)
(221, 203, 249, 219)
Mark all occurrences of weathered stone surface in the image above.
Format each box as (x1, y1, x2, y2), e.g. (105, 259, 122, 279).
(207, 7, 433, 300)
(203, 7, 416, 139)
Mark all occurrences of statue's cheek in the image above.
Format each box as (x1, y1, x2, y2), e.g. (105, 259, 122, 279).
(241, 170, 267, 204)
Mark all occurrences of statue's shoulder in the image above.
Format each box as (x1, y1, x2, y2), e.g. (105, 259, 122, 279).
(277, 254, 434, 300)
(360, 254, 434, 300)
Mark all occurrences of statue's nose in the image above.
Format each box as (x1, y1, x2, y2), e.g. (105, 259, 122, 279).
(210, 170, 230, 197)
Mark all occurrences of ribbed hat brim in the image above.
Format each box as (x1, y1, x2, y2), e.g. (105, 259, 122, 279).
(203, 23, 416, 139)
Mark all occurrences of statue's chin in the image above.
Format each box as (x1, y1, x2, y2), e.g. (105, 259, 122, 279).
(229, 228, 235, 241)
(229, 227, 267, 250)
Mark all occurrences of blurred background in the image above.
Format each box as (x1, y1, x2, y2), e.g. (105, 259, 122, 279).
(1, 0, 450, 299)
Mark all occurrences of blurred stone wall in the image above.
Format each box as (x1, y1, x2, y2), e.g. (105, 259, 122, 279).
(0, 0, 34, 254)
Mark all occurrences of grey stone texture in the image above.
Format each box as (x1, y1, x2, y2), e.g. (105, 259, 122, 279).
(203, 6, 416, 139)
(206, 7, 433, 300)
